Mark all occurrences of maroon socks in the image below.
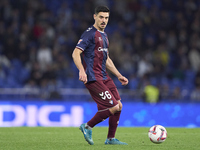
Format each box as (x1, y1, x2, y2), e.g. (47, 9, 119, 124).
(107, 111, 121, 138)
(87, 109, 121, 139)
(87, 109, 113, 128)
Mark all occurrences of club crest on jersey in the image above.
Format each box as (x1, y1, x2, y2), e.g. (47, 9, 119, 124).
(77, 39, 82, 44)
(99, 37, 102, 41)
(109, 100, 113, 105)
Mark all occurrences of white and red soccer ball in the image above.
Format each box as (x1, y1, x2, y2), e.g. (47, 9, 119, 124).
(148, 125, 167, 144)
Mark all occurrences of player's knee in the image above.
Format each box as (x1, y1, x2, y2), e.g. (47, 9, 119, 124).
(109, 104, 120, 114)
(109, 100, 123, 114)
(119, 103, 122, 111)
(118, 100, 123, 111)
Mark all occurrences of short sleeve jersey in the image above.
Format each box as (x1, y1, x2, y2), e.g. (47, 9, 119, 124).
(76, 26, 109, 82)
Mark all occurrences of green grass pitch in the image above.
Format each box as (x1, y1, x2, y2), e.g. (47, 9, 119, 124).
(0, 127, 199, 150)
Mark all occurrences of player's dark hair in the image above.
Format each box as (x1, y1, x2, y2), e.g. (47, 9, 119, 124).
(95, 6, 110, 14)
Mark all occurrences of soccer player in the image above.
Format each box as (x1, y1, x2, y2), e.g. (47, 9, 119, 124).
(72, 6, 129, 145)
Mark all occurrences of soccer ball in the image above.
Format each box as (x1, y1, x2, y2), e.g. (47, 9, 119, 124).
(148, 125, 167, 144)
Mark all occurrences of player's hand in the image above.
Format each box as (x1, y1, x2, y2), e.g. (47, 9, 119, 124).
(79, 70, 87, 84)
(118, 76, 129, 86)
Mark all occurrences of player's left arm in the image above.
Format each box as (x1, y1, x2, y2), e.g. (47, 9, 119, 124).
(106, 56, 128, 85)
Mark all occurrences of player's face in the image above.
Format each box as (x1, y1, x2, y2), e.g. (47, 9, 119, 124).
(94, 12, 109, 31)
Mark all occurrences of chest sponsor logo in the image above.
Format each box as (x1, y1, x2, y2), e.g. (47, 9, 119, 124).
(98, 47, 108, 52)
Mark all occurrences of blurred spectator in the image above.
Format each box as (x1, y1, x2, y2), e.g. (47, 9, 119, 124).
(142, 80, 160, 103)
(29, 62, 43, 86)
(194, 68, 200, 88)
(24, 79, 39, 99)
(0, 54, 11, 68)
(0, 54, 11, 83)
(170, 87, 182, 100)
(137, 56, 153, 78)
(191, 86, 200, 102)
(188, 49, 200, 71)
(37, 43, 53, 71)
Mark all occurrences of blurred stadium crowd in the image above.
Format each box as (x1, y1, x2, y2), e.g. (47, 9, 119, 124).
(0, 0, 200, 102)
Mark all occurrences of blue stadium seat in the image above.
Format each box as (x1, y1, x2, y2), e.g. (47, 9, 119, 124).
(18, 68, 30, 83)
(11, 59, 23, 70)
(129, 77, 139, 90)
(6, 75, 22, 88)
(0, 77, 5, 88)
(113, 77, 125, 89)
(64, 78, 76, 88)
(149, 77, 158, 86)
(184, 70, 195, 81)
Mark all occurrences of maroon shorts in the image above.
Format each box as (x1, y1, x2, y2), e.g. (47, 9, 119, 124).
(85, 77, 121, 111)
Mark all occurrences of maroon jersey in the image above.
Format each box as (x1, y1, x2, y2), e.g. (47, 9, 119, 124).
(76, 26, 109, 82)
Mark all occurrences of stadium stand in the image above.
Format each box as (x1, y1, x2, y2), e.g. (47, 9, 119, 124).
(0, 0, 200, 102)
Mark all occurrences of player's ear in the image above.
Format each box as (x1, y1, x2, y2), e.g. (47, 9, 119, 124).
(93, 14, 97, 20)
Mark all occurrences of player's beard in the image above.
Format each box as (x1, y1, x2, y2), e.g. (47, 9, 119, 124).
(98, 22, 106, 31)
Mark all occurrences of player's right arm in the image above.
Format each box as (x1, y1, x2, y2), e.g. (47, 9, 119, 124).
(72, 48, 87, 84)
